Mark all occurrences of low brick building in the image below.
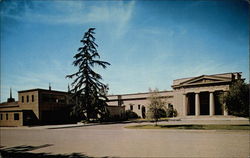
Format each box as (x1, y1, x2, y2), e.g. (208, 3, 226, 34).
(0, 101, 22, 126)
(0, 88, 73, 126)
(0, 88, 125, 126)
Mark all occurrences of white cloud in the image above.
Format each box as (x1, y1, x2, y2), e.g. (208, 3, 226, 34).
(2, 1, 135, 38)
(2, 1, 135, 30)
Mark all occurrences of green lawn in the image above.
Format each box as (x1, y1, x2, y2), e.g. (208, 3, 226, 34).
(125, 124, 250, 130)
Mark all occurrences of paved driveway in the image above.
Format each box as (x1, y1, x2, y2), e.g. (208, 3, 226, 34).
(0, 122, 249, 157)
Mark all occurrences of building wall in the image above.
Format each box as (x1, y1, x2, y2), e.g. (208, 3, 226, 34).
(38, 90, 72, 124)
(0, 111, 23, 127)
(38, 91, 69, 116)
(0, 101, 23, 126)
(173, 89, 185, 116)
(18, 91, 39, 119)
(107, 91, 174, 118)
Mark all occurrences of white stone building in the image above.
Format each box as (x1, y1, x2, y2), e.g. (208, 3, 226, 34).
(107, 72, 243, 118)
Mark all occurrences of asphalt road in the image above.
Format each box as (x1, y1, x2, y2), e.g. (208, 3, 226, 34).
(0, 122, 249, 157)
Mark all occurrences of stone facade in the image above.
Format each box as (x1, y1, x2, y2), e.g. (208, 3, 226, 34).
(107, 91, 174, 118)
(107, 72, 243, 118)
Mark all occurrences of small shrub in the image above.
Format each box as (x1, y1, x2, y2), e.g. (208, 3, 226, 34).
(158, 108, 167, 118)
(125, 110, 139, 119)
(146, 108, 167, 120)
(166, 107, 178, 117)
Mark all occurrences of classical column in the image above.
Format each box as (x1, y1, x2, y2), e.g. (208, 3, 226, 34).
(183, 94, 187, 116)
(209, 92, 215, 116)
(223, 103, 228, 116)
(195, 93, 200, 116)
(223, 91, 228, 116)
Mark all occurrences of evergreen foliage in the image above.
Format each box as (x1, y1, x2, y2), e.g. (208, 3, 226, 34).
(66, 28, 110, 121)
(224, 80, 249, 117)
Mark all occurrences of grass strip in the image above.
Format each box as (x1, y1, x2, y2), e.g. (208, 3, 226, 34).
(125, 124, 250, 130)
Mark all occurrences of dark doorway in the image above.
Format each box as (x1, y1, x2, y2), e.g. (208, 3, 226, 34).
(187, 93, 195, 115)
(200, 92, 209, 115)
(214, 91, 223, 115)
(141, 106, 146, 119)
(23, 110, 39, 126)
(41, 109, 71, 125)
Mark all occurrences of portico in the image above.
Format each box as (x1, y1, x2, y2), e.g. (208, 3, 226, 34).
(183, 90, 227, 116)
(173, 72, 242, 117)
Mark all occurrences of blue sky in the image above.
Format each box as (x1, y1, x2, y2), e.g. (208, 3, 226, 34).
(1, 0, 249, 102)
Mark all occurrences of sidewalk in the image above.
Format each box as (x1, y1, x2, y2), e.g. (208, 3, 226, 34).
(177, 115, 249, 121)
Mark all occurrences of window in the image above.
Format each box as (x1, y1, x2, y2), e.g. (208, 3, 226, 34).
(138, 104, 140, 110)
(130, 105, 133, 111)
(14, 113, 19, 120)
(41, 94, 66, 103)
(22, 96, 24, 103)
(6, 114, 8, 120)
(0, 114, 2, 120)
(26, 95, 29, 103)
(32, 95, 34, 102)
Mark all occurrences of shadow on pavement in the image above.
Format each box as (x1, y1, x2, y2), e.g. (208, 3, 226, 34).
(47, 119, 181, 130)
(0, 145, 116, 158)
(47, 121, 135, 129)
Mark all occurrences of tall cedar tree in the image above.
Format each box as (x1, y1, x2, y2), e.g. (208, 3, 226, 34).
(66, 28, 110, 121)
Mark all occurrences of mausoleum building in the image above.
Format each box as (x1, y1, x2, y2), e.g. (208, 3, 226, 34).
(106, 72, 243, 118)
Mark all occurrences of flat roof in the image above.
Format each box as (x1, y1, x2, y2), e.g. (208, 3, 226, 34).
(0, 101, 18, 105)
(107, 90, 173, 97)
(0, 101, 19, 107)
(173, 72, 242, 81)
(18, 88, 68, 94)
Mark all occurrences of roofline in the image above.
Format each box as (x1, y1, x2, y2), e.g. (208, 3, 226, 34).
(179, 74, 232, 85)
(173, 72, 242, 81)
(0, 101, 19, 105)
(172, 80, 232, 88)
(0, 105, 20, 109)
(18, 88, 68, 94)
(107, 90, 173, 97)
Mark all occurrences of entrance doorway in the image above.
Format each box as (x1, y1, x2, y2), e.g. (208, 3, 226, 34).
(200, 92, 209, 115)
(187, 93, 195, 115)
(214, 91, 223, 115)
